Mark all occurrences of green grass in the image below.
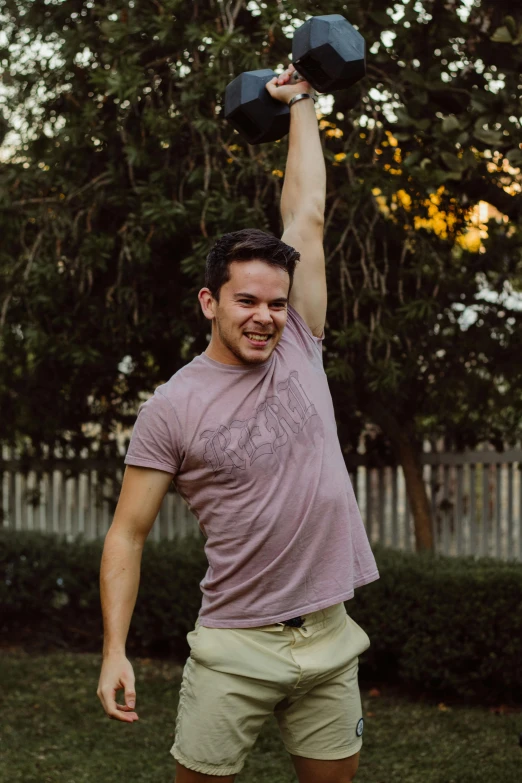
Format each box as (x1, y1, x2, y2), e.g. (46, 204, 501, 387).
(1, 651, 521, 783)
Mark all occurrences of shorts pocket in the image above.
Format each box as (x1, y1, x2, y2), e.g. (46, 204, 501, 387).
(187, 619, 202, 657)
(345, 614, 371, 656)
(187, 624, 223, 668)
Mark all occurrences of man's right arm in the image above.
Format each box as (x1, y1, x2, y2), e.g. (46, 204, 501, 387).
(97, 465, 173, 722)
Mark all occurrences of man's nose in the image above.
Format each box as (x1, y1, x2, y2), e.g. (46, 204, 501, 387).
(253, 305, 273, 324)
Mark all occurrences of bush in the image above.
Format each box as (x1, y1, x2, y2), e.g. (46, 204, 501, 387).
(351, 545, 522, 704)
(2, 531, 522, 703)
(0, 529, 207, 658)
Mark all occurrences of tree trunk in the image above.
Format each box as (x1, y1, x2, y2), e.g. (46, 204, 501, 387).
(368, 402, 434, 551)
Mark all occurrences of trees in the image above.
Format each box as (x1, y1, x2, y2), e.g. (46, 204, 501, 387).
(323, 0, 522, 549)
(1, 0, 521, 548)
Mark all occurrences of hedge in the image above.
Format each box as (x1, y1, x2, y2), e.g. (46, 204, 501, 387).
(2, 530, 522, 704)
(349, 545, 522, 704)
(0, 529, 206, 657)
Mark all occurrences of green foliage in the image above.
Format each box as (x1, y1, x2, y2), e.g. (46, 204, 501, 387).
(351, 545, 522, 703)
(1, 529, 105, 649)
(0, 0, 521, 463)
(2, 530, 522, 703)
(0, 529, 207, 657)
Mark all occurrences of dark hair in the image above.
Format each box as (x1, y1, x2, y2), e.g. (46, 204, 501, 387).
(204, 228, 300, 301)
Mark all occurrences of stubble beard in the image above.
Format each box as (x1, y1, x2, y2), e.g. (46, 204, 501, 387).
(215, 316, 274, 366)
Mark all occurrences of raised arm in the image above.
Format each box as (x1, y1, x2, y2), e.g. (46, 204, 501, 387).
(266, 67, 327, 337)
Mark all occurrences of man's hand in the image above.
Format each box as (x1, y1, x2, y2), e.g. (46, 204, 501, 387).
(97, 654, 139, 723)
(265, 63, 316, 105)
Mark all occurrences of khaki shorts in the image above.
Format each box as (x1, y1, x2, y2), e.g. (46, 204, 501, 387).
(171, 602, 371, 776)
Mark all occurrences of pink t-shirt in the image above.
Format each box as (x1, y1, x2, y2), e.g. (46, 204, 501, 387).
(124, 305, 379, 627)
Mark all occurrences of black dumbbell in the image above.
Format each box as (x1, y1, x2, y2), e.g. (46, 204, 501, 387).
(224, 14, 366, 145)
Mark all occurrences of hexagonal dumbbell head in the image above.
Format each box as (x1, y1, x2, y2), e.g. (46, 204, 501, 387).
(292, 14, 366, 93)
(224, 69, 290, 145)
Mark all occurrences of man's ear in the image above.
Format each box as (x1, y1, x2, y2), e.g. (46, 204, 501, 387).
(198, 288, 216, 321)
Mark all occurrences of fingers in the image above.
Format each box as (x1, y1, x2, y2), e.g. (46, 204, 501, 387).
(110, 710, 139, 722)
(276, 70, 294, 86)
(113, 706, 139, 721)
(97, 656, 139, 723)
(265, 71, 303, 98)
(97, 685, 139, 722)
(124, 684, 136, 710)
(276, 64, 302, 84)
(101, 693, 139, 722)
(265, 78, 314, 105)
(265, 78, 279, 98)
(266, 70, 292, 89)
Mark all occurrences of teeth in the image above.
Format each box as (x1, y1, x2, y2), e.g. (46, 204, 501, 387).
(246, 333, 269, 342)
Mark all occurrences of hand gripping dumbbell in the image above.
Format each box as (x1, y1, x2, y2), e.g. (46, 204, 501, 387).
(224, 14, 366, 145)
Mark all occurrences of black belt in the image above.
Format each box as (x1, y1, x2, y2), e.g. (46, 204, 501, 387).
(282, 615, 306, 628)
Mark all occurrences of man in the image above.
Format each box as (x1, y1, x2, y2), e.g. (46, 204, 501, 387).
(97, 64, 379, 783)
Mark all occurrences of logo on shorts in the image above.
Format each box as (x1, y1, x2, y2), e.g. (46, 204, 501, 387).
(356, 718, 364, 737)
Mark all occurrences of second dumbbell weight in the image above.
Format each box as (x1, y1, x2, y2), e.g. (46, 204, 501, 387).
(224, 14, 366, 145)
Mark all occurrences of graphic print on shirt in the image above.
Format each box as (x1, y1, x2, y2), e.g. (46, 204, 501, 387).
(200, 370, 320, 475)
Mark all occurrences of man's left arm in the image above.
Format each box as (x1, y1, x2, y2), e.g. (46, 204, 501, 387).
(266, 70, 326, 338)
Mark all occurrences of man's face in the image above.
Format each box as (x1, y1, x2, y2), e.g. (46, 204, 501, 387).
(199, 260, 290, 366)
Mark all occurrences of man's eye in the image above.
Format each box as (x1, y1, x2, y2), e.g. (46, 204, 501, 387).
(239, 300, 253, 304)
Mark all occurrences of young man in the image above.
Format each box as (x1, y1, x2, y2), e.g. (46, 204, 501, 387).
(97, 65, 379, 783)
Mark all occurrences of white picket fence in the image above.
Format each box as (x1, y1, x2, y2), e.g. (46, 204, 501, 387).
(0, 445, 197, 543)
(2, 444, 522, 561)
(348, 449, 522, 561)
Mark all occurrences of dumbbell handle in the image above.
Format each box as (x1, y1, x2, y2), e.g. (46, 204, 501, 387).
(286, 69, 318, 98)
(289, 69, 314, 86)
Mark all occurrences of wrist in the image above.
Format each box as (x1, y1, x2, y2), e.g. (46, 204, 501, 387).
(288, 92, 317, 108)
(103, 642, 126, 658)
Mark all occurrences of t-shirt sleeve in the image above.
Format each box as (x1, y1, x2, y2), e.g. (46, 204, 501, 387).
(283, 304, 325, 369)
(124, 389, 182, 476)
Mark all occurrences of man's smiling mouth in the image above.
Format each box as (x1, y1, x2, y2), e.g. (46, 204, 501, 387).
(244, 332, 272, 345)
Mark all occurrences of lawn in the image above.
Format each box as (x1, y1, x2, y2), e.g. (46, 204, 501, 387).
(1, 651, 521, 783)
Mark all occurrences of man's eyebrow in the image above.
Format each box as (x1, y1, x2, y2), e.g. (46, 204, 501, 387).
(233, 292, 288, 303)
